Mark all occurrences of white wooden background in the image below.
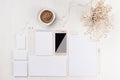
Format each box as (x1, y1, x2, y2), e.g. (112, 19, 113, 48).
(0, 0, 120, 80)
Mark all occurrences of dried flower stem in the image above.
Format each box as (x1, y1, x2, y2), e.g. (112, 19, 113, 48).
(82, 0, 112, 41)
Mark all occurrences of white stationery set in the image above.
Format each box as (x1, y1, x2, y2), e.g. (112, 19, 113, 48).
(13, 30, 97, 77)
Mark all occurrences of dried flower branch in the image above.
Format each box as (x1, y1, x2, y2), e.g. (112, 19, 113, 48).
(81, 0, 112, 41)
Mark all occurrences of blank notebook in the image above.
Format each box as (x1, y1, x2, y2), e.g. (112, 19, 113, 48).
(68, 35, 97, 76)
(35, 30, 53, 56)
(28, 56, 67, 76)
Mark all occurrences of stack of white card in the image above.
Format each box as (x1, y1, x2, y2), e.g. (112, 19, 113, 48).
(13, 50, 27, 60)
(13, 31, 28, 77)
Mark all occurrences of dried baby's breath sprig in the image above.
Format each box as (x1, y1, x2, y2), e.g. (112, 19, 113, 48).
(81, 0, 112, 41)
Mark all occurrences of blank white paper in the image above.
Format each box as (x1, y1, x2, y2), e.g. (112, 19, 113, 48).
(68, 35, 97, 76)
(13, 49, 27, 60)
(28, 56, 67, 76)
(13, 61, 27, 77)
(35, 30, 53, 55)
(16, 32, 26, 49)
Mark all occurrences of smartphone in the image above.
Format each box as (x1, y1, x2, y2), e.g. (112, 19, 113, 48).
(55, 31, 67, 55)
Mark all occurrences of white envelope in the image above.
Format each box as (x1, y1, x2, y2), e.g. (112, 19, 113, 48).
(28, 56, 67, 76)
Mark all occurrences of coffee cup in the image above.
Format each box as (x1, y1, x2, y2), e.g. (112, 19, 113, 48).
(39, 8, 55, 25)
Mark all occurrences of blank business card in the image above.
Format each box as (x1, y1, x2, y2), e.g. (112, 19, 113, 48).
(68, 35, 97, 76)
(13, 49, 27, 60)
(13, 61, 27, 77)
(35, 30, 53, 56)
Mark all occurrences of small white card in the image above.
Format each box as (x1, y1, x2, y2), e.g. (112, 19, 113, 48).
(15, 32, 26, 49)
(68, 35, 97, 76)
(13, 50, 27, 60)
(35, 30, 53, 56)
(28, 56, 67, 76)
(13, 61, 27, 77)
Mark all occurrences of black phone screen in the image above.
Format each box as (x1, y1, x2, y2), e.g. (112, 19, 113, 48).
(55, 33, 66, 53)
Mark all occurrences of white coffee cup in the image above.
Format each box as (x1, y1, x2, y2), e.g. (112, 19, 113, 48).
(39, 8, 55, 25)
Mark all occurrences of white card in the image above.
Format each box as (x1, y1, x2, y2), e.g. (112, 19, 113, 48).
(28, 56, 67, 76)
(13, 61, 27, 77)
(68, 35, 97, 76)
(13, 50, 27, 60)
(35, 30, 53, 56)
(16, 32, 26, 49)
